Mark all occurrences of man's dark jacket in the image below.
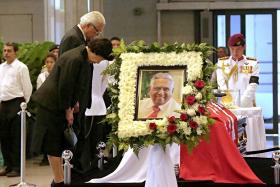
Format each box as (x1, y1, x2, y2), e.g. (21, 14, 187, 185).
(32, 45, 92, 121)
(59, 25, 86, 55)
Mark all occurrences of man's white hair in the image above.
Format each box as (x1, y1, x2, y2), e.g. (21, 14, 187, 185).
(150, 72, 175, 90)
(80, 11, 106, 26)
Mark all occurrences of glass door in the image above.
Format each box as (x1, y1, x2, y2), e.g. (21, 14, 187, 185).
(213, 10, 278, 134)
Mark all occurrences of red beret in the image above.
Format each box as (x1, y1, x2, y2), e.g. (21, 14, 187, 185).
(228, 33, 245, 47)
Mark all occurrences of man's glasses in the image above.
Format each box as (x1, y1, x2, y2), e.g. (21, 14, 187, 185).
(90, 23, 102, 36)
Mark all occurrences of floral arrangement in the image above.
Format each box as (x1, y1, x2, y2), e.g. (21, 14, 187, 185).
(104, 41, 216, 153)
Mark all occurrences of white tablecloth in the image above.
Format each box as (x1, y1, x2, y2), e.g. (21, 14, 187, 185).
(230, 107, 266, 157)
(87, 144, 179, 184)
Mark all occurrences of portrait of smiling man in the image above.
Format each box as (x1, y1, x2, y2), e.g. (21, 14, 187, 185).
(138, 72, 181, 119)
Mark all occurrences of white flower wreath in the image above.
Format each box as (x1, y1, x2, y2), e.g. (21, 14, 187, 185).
(118, 52, 203, 138)
(104, 41, 215, 152)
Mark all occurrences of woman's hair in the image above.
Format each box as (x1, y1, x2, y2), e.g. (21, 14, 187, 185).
(87, 38, 113, 61)
(49, 44, 59, 52)
(110, 36, 121, 42)
(43, 53, 57, 63)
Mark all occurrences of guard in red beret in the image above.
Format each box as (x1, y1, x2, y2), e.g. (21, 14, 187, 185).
(216, 33, 260, 107)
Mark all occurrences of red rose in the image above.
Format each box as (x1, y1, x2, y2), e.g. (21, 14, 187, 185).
(180, 113, 188, 121)
(189, 120, 198, 129)
(168, 116, 176, 123)
(167, 124, 177, 135)
(194, 80, 205, 90)
(149, 122, 157, 131)
(198, 106, 206, 115)
(185, 95, 196, 105)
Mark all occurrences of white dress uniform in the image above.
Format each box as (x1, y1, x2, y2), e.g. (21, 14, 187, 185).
(216, 55, 259, 107)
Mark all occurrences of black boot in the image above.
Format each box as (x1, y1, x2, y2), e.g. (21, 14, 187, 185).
(51, 180, 64, 187)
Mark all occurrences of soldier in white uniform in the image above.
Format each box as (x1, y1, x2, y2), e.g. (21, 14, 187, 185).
(216, 33, 259, 107)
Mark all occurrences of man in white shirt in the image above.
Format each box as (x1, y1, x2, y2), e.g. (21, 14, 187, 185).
(138, 72, 181, 119)
(0, 42, 32, 177)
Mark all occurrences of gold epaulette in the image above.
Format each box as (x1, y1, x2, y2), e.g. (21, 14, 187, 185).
(219, 56, 229, 60)
(247, 56, 257, 61)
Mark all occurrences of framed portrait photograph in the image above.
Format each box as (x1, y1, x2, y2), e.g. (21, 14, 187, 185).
(135, 66, 187, 120)
(117, 51, 204, 139)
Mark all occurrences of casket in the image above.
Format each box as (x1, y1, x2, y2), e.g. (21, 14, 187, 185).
(237, 116, 247, 154)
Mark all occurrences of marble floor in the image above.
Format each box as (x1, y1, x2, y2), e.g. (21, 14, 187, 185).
(0, 135, 279, 187)
(0, 155, 52, 187)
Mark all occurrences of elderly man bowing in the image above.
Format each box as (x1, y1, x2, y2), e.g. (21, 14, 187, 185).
(59, 11, 105, 55)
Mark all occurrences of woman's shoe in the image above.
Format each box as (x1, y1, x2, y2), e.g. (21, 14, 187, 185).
(51, 180, 64, 187)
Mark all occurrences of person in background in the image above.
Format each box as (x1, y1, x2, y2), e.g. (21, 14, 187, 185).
(32, 38, 112, 187)
(110, 36, 121, 48)
(40, 45, 59, 74)
(32, 53, 57, 166)
(216, 33, 259, 107)
(49, 44, 59, 59)
(217, 47, 229, 59)
(0, 42, 32, 177)
(84, 57, 112, 171)
(59, 11, 105, 55)
(138, 72, 181, 119)
(37, 53, 56, 89)
(211, 47, 229, 86)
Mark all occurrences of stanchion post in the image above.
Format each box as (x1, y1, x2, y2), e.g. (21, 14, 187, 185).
(96, 142, 106, 170)
(9, 102, 36, 187)
(112, 144, 117, 158)
(272, 151, 280, 184)
(62, 150, 73, 185)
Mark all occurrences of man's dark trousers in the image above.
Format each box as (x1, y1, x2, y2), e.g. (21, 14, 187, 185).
(0, 97, 24, 172)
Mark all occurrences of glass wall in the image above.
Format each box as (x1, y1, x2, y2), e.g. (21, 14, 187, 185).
(214, 10, 278, 133)
(246, 14, 273, 129)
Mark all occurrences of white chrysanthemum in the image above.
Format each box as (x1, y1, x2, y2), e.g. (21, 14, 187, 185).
(192, 103, 199, 111)
(196, 127, 203, 135)
(193, 116, 208, 126)
(199, 116, 208, 125)
(182, 85, 193, 95)
(187, 108, 196, 116)
(195, 92, 202, 100)
(178, 121, 191, 135)
(158, 125, 167, 133)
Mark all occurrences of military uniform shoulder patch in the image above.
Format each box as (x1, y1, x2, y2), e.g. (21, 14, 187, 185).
(219, 56, 229, 60)
(247, 57, 257, 61)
